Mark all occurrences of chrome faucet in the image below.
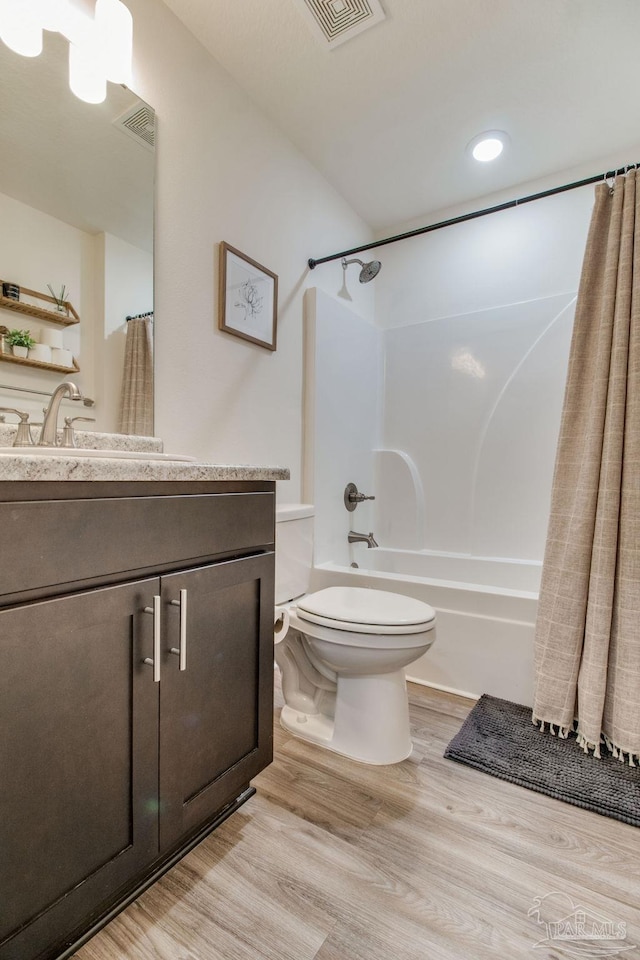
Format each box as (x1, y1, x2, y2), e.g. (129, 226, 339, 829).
(0, 407, 33, 447)
(344, 482, 376, 512)
(62, 415, 96, 448)
(39, 381, 84, 446)
(348, 530, 379, 548)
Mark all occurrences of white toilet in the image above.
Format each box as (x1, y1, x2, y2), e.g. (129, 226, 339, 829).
(275, 505, 436, 764)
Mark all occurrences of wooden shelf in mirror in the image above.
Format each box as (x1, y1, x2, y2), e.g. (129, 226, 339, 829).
(0, 352, 80, 375)
(0, 283, 80, 326)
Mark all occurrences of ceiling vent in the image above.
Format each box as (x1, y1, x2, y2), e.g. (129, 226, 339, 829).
(113, 102, 156, 152)
(300, 0, 386, 49)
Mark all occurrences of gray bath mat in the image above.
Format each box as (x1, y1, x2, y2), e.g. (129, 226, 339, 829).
(444, 694, 640, 828)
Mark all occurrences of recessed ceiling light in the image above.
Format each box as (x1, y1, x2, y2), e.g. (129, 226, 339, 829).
(468, 131, 508, 163)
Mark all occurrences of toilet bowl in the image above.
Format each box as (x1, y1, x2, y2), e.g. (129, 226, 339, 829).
(275, 506, 437, 765)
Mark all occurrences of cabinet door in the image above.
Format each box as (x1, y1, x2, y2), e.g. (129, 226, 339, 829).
(159, 553, 274, 851)
(0, 579, 160, 960)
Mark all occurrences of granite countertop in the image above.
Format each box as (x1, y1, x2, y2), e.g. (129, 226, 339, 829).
(0, 426, 289, 482)
(0, 458, 290, 482)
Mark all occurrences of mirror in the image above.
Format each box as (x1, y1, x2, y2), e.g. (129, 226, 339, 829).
(0, 31, 154, 433)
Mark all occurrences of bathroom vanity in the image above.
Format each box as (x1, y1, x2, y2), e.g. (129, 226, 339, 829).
(0, 447, 287, 960)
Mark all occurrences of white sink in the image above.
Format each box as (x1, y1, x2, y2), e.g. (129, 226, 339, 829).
(0, 447, 197, 462)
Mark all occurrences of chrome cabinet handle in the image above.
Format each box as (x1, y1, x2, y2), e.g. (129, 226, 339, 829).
(169, 589, 187, 671)
(143, 595, 161, 682)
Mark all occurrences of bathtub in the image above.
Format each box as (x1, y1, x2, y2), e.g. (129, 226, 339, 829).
(310, 548, 541, 706)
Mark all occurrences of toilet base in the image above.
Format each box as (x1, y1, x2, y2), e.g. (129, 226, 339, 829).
(279, 668, 413, 765)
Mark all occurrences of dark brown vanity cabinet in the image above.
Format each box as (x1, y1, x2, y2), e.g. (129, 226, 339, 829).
(159, 554, 273, 850)
(0, 579, 161, 960)
(0, 481, 275, 960)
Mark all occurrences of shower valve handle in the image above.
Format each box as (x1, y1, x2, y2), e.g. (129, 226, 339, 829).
(344, 482, 375, 512)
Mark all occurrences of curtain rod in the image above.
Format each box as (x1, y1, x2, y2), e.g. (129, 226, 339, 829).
(126, 311, 154, 321)
(307, 163, 637, 269)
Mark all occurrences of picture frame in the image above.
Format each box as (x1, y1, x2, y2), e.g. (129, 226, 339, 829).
(218, 242, 278, 351)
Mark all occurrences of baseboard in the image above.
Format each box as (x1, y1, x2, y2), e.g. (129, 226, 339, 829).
(406, 674, 479, 702)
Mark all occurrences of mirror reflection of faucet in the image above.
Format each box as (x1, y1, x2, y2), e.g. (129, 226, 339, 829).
(348, 530, 379, 548)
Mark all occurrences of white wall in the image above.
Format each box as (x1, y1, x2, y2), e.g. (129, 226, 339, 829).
(376, 186, 597, 561)
(126, 0, 375, 499)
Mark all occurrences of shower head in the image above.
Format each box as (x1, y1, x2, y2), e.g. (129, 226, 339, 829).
(342, 257, 382, 283)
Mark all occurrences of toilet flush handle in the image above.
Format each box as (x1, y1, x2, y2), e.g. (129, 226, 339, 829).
(344, 482, 375, 512)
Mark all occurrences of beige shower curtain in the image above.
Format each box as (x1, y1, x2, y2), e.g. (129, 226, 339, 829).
(118, 316, 154, 436)
(533, 170, 640, 764)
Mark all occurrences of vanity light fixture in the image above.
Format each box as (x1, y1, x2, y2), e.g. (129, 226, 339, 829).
(95, 0, 132, 84)
(69, 23, 108, 104)
(0, 0, 43, 56)
(468, 130, 508, 163)
(0, 0, 133, 104)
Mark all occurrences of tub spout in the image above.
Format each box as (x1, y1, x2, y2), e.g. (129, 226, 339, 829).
(348, 530, 379, 548)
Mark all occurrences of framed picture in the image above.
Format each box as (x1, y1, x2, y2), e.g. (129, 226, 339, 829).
(218, 242, 278, 351)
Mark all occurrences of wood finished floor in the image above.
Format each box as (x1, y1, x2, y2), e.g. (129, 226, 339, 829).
(77, 677, 640, 960)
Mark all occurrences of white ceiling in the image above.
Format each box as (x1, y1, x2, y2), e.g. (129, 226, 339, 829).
(162, 0, 640, 231)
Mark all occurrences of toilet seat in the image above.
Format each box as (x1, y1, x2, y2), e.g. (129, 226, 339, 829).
(289, 611, 435, 650)
(295, 586, 436, 636)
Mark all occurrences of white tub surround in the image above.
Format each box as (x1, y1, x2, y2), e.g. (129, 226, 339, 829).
(303, 289, 382, 566)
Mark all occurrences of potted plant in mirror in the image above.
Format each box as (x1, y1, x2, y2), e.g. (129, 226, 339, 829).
(7, 329, 36, 359)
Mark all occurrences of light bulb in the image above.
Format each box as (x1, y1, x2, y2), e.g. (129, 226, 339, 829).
(95, 0, 132, 84)
(57, 0, 95, 47)
(0, 0, 134, 104)
(472, 138, 504, 162)
(69, 33, 107, 104)
(34, 0, 67, 32)
(0, 0, 43, 57)
(468, 130, 508, 163)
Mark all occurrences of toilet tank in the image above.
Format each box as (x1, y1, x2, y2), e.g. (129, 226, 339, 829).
(275, 504, 314, 604)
